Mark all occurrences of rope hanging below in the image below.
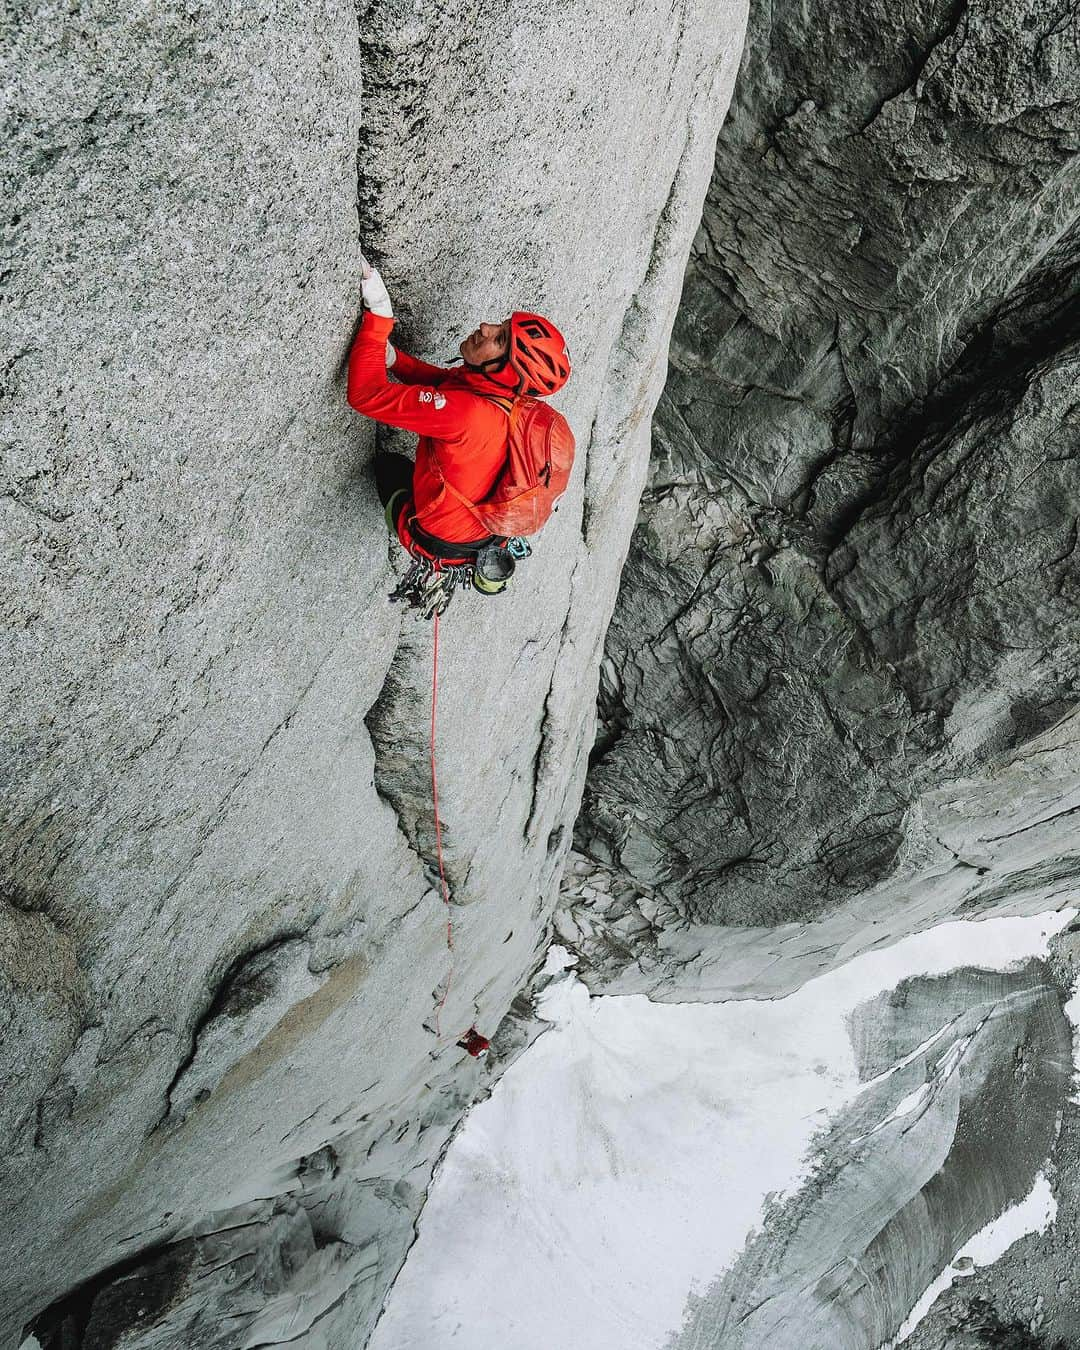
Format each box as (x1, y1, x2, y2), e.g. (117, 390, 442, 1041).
(428, 586, 491, 1059)
(431, 608, 454, 1038)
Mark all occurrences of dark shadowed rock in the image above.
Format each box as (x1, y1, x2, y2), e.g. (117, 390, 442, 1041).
(572, 0, 1080, 930)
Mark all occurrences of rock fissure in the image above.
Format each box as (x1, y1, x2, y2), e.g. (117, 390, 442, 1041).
(9, 0, 1080, 1343)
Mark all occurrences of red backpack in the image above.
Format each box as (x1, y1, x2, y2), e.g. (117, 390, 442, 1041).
(438, 396, 576, 538)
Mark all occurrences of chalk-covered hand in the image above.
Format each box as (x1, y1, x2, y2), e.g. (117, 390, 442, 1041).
(359, 254, 393, 318)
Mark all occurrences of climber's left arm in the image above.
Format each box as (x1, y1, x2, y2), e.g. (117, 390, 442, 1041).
(389, 348, 452, 386)
(347, 310, 475, 438)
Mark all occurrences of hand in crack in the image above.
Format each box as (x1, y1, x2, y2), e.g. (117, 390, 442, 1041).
(360, 251, 393, 319)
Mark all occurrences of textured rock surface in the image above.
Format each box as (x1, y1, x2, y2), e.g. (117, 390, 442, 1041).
(561, 704, 1080, 1002)
(572, 0, 1080, 932)
(553, 0, 1080, 1342)
(666, 960, 1073, 1350)
(899, 924, 1080, 1350)
(1, 2, 746, 1346)
(6, 0, 1079, 1344)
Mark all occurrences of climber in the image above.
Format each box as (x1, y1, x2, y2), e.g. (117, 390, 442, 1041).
(347, 257, 573, 617)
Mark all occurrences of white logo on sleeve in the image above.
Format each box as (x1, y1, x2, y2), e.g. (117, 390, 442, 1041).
(434, 393, 447, 410)
(419, 391, 433, 404)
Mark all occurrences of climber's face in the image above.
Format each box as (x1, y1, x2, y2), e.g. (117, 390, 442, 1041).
(461, 320, 510, 369)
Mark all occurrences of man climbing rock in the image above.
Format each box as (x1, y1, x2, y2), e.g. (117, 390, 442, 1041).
(347, 257, 574, 618)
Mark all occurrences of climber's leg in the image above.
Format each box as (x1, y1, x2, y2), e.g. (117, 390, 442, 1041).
(372, 452, 413, 531)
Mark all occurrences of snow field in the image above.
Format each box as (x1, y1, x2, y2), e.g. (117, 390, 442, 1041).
(370, 912, 1076, 1350)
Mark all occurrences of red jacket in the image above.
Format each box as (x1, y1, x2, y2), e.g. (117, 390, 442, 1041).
(347, 311, 510, 544)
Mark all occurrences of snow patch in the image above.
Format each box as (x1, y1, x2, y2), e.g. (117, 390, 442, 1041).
(888, 1172, 1057, 1347)
(542, 942, 578, 976)
(1062, 970, 1080, 1106)
(370, 911, 1073, 1350)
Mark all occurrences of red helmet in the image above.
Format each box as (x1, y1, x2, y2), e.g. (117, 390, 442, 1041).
(507, 312, 571, 397)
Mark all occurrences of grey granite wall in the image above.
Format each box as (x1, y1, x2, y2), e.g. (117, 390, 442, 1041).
(572, 0, 1079, 933)
(0, 2, 747, 1345)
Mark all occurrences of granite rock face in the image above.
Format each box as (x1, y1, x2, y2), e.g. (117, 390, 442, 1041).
(560, 704, 1080, 1002)
(0, 2, 746, 1346)
(6, 0, 1079, 1344)
(572, 0, 1080, 933)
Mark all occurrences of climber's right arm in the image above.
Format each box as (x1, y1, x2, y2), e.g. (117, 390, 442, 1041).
(359, 265, 450, 385)
(350, 261, 473, 434)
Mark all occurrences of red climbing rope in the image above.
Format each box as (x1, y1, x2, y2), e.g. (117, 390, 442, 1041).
(431, 607, 454, 1037)
(428, 597, 490, 1059)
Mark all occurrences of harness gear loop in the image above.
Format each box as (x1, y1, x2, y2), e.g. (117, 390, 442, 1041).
(388, 522, 526, 614)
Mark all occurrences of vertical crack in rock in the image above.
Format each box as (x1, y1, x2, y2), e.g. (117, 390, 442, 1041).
(362, 636, 451, 897)
(4, 0, 752, 1343)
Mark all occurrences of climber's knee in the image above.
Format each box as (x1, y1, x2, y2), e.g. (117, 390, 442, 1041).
(373, 452, 414, 509)
(384, 487, 409, 533)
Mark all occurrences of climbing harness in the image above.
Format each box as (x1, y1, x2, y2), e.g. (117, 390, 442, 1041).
(428, 608, 490, 1058)
(388, 533, 530, 619)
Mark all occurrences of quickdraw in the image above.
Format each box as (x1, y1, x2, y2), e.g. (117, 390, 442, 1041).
(389, 555, 474, 621)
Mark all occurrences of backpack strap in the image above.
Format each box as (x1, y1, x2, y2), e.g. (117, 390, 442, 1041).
(429, 392, 519, 532)
(473, 391, 517, 417)
(437, 474, 490, 532)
